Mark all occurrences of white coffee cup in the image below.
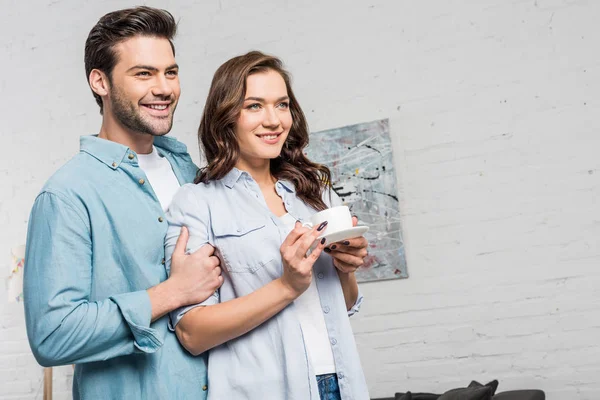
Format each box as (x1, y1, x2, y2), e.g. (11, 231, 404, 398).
(303, 205, 353, 235)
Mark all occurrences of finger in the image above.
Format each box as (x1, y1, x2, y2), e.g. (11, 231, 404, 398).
(296, 223, 327, 257)
(173, 226, 189, 255)
(327, 250, 365, 267)
(352, 216, 358, 227)
(281, 221, 310, 249)
(330, 236, 368, 250)
(333, 258, 360, 273)
(195, 243, 216, 257)
(210, 255, 221, 268)
(305, 236, 327, 265)
(213, 266, 222, 277)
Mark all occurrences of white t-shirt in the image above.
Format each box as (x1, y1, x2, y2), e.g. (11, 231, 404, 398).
(279, 213, 336, 375)
(137, 146, 181, 212)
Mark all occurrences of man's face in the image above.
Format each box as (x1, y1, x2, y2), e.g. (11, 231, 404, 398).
(107, 36, 180, 136)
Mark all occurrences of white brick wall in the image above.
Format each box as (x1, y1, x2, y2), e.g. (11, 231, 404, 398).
(1, 0, 598, 399)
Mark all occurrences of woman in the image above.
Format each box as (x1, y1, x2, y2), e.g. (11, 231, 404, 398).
(164, 51, 369, 400)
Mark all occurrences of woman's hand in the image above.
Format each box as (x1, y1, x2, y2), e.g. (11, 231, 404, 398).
(279, 221, 328, 297)
(325, 216, 368, 274)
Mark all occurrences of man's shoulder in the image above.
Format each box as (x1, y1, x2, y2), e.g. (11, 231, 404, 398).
(39, 152, 101, 198)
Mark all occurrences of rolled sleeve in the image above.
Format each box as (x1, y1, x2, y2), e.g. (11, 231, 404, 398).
(347, 290, 364, 317)
(110, 290, 163, 352)
(168, 291, 220, 331)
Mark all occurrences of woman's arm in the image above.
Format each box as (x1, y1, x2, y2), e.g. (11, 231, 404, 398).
(176, 221, 328, 355)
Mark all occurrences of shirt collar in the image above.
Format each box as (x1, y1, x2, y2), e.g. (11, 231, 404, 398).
(221, 168, 296, 193)
(80, 135, 188, 169)
(277, 180, 295, 193)
(222, 168, 247, 189)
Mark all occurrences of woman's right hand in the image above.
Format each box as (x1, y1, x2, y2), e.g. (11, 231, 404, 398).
(279, 221, 328, 297)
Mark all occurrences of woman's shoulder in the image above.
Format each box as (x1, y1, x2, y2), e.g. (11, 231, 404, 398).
(171, 180, 226, 208)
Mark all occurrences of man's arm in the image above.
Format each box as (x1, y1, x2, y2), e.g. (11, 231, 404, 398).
(23, 191, 220, 367)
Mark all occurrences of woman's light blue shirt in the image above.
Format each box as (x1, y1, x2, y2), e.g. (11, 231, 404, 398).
(165, 168, 369, 400)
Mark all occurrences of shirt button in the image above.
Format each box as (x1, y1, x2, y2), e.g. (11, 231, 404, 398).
(323, 306, 330, 314)
(111, 162, 117, 167)
(317, 273, 324, 279)
(161, 258, 165, 265)
(128, 153, 135, 160)
(338, 372, 344, 380)
(330, 338, 337, 345)
(139, 178, 145, 185)
(158, 217, 164, 223)
(202, 385, 208, 391)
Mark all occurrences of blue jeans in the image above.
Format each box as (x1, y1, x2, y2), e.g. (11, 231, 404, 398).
(317, 374, 341, 400)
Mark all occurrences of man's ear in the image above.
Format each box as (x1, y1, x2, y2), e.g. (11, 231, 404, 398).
(89, 69, 109, 97)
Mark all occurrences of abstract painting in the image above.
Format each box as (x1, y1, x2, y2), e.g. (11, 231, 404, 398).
(305, 119, 407, 282)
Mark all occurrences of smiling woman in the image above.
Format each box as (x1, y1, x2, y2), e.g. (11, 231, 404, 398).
(164, 51, 370, 400)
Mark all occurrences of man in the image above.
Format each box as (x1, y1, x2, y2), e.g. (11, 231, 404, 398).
(24, 7, 218, 399)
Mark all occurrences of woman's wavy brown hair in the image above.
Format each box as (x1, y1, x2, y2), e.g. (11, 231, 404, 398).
(196, 51, 331, 211)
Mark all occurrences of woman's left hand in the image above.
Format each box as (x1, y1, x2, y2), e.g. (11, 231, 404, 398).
(325, 216, 368, 274)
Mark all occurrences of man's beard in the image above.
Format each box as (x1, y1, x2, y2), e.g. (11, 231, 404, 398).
(109, 87, 176, 136)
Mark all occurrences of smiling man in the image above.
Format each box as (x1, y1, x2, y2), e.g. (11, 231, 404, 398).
(23, 7, 219, 400)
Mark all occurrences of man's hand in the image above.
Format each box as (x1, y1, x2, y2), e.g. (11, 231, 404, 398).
(148, 227, 223, 322)
(168, 226, 223, 307)
(325, 216, 368, 274)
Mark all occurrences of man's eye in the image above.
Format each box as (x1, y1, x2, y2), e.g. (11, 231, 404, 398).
(166, 70, 178, 77)
(136, 71, 150, 77)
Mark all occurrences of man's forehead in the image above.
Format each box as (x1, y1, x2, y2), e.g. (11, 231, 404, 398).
(113, 36, 176, 69)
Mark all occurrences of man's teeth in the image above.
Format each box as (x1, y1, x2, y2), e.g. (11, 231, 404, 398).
(147, 104, 168, 110)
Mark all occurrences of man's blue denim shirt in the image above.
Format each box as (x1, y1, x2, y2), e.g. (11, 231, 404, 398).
(23, 135, 207, 400)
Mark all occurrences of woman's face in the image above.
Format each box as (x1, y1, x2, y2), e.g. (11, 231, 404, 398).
(235, 69, 292, 169)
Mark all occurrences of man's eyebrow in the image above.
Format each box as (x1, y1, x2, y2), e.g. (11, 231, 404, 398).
(244, 96, 289, 102)
(126, 64, 179, 73)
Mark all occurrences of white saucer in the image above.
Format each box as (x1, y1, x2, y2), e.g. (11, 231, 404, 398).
(319, 226, 369, 245)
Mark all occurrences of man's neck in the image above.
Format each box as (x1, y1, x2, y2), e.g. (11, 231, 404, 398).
(98, 117, 154, 155)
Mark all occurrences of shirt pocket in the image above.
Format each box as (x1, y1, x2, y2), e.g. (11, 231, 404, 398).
(213, 217, 273, 273)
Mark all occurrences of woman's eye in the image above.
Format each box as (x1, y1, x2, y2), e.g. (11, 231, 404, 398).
(247, 103, 261, 110)
(278, 102, 289, 109)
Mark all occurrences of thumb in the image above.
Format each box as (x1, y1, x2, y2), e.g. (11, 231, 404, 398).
(173, 226, 189, 256)
(352, 216, 358, 227)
